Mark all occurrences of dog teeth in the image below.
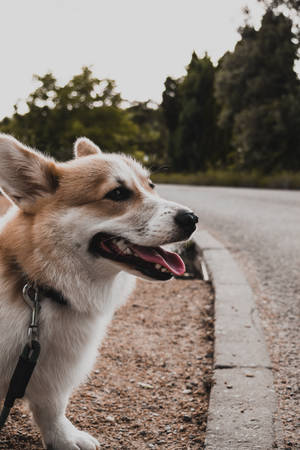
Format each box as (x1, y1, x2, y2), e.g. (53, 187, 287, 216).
(154, 264, 168, 273)
(124, 248, 133, 255)
(112, 238, 129, 253)
(117, 240, 128, 251)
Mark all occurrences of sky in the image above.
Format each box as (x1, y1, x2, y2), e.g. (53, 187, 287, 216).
(0, 0, 268, 119)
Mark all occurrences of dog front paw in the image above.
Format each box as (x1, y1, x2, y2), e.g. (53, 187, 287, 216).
(45, 419, 100, 450)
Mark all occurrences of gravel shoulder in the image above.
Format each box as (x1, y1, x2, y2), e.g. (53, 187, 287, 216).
(1, 277, 213, 449)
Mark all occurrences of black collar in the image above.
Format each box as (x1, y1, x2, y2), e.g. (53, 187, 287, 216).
(37, 284, 69, 306)
(9, 258, 69, 307)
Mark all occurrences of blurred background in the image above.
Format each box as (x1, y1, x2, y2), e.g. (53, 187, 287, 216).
(0, 0, 299, 187)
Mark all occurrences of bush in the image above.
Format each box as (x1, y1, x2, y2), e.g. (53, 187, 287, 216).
(152, 170, 300, 190)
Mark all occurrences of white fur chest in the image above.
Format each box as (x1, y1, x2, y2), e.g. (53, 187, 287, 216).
(0, 270, 136, 401)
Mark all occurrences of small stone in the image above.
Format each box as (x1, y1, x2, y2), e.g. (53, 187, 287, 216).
(121, 415, 131, 422)
(182, 389, 192, 394)
(105, 415, 115, 423)
(138, 382, 154, 389)
(182, 414, 192, 422)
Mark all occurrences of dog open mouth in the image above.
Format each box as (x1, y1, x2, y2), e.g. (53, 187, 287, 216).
(89, 233, 185, 280)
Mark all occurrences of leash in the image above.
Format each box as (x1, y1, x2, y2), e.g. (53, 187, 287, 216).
(0, 283, 41, 430)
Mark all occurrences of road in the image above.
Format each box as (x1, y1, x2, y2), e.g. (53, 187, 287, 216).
(158, 184, 300, 448)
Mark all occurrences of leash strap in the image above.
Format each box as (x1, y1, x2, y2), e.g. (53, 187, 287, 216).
(0, 341, 40, 430)
(0, 341, 40, 429)
(0, 284, 41, 431)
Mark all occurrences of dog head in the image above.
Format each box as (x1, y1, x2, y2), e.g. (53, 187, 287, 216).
(0, 134, 198, 282)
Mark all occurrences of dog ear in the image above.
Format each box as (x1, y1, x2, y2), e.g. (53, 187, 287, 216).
(0, 134, 59, 212)
(74, 137, 102, 158)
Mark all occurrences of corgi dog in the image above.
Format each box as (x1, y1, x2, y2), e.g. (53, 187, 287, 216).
(0, 134, 198, 450)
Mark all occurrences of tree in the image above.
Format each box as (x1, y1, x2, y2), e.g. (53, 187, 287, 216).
(162, 53, 222, 171)
(215, 10, 300, 171)
(258, 0, 300, 53)
(126, 101, 168, 166)
(161, 76, 182, 167)
(258, 0, 300, 14)
(177, 53, 219, 170)
(0, 67, 138, 161)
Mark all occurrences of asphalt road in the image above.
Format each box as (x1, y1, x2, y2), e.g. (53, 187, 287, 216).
(158, 184, 300, 447)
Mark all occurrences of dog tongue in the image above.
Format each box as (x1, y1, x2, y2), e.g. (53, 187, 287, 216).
(132, 245, 185, 276)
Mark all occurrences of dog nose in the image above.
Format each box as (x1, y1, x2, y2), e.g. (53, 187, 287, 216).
(174, 210, 198, 233)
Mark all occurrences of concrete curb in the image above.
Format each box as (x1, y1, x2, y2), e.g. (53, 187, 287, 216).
(193, 230, 277, 450)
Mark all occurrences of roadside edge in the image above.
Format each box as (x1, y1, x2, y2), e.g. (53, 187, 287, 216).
(193, 230, 278, 450)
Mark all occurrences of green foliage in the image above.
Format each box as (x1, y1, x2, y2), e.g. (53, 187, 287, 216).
(161, 76, 182, 166)
(0, 67, 140, 161)
(127, 101, 168, 166)
(1, 8, 300, 179)
(215, 10, 300, 172)
(161, 15, 300, 175)
(258, 0, 300, 13)
(162, 53, 224, 171)
(258, 0, 300, 47)
(152, 170, 300, 189)
(176, 53, 219, 170)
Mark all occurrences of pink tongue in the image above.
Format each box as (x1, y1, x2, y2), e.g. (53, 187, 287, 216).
(132, 245, 185, 276)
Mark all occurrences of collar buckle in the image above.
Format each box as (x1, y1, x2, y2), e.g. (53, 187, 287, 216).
(23, 283, 41, 345)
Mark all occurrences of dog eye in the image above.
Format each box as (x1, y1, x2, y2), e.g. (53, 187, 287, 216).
(105, 187, 132, 202)
(149, 182, 155, 189)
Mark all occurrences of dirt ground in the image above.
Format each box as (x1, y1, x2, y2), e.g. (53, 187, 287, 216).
(0, 277, 213, 449)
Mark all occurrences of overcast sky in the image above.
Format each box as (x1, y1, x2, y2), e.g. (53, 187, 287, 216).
(1, 0, 267, 119)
